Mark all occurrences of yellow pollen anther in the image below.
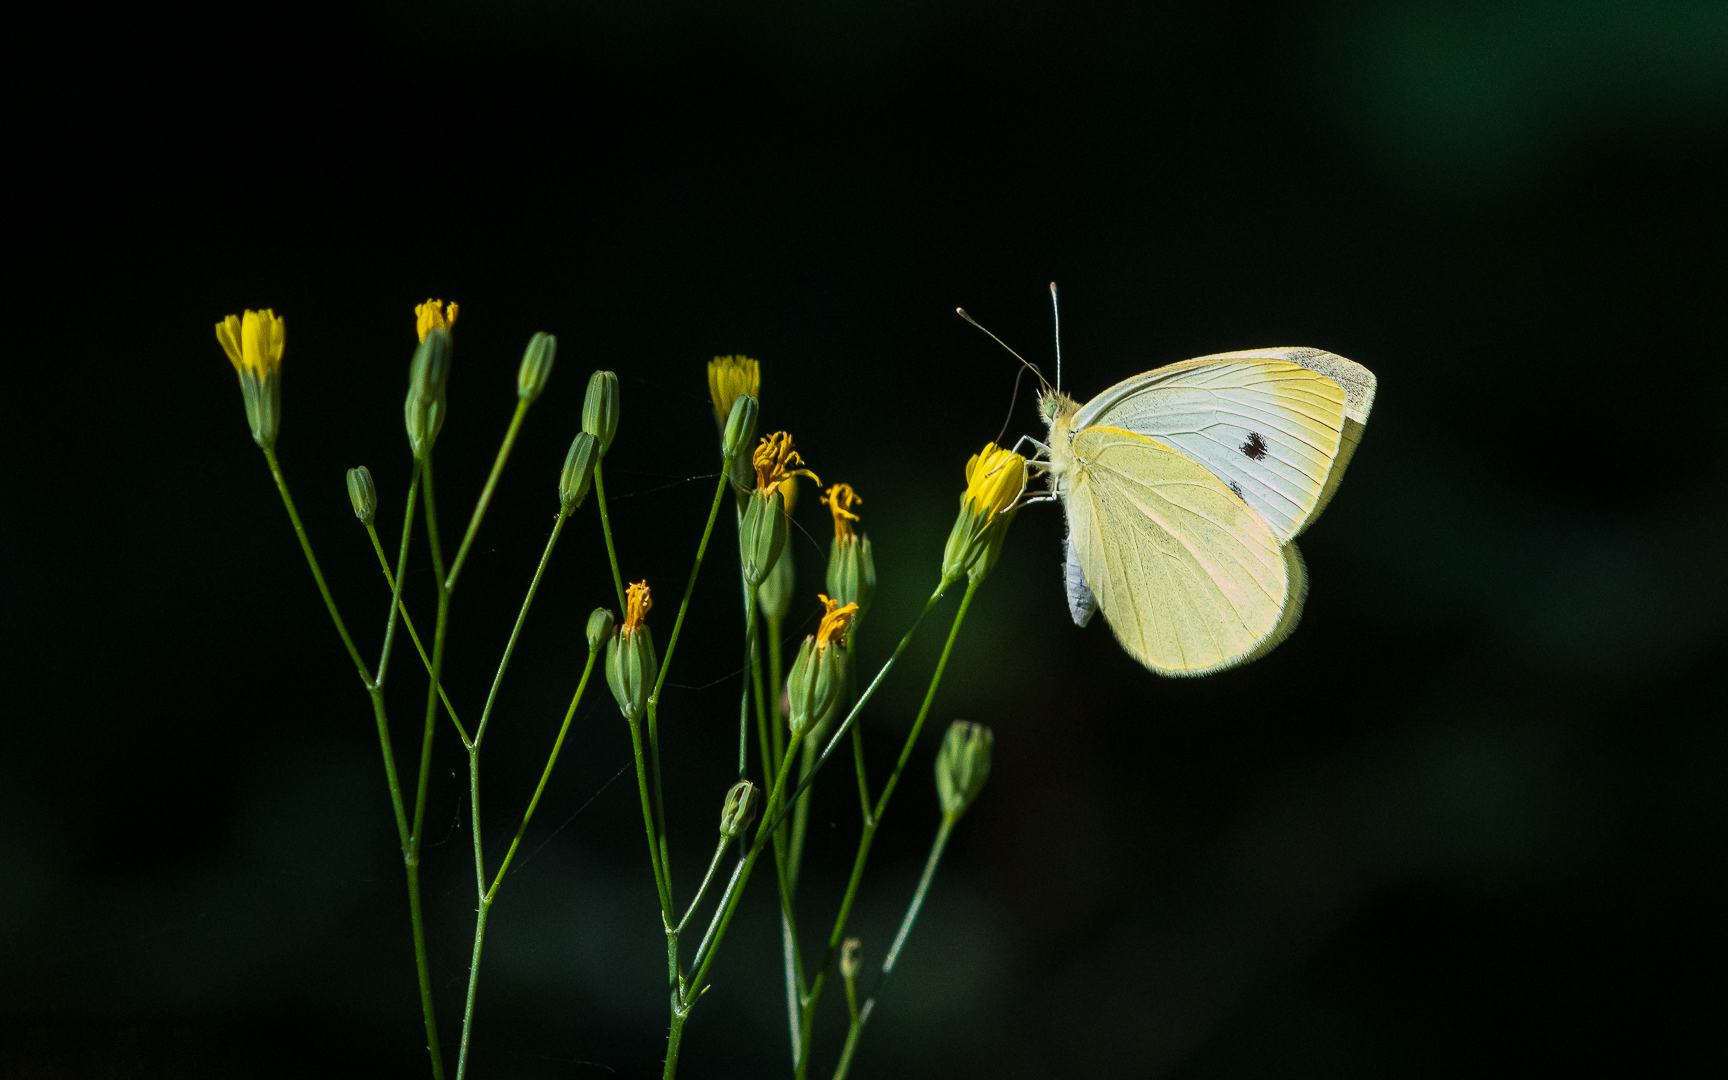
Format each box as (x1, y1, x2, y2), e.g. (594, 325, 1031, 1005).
(753, 431, 820, 494)
(822, 483, 862, 539)
(963, 442, 1027, 518)
(622, 581, 652, 634)
(415, 299, 459, 342)
(816, 594, 860, 650)
(708, 354, 761, 424)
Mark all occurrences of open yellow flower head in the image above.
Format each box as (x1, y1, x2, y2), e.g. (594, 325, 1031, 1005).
(215, 309, 286, 379)
(622, 580, 652, 636)
(815, 593, 859, 651)
(753, 431, 820, 494)
(822, 482, 862, 540)
(963, 442, 1027, 518)
(415, 299, 458, 342)
(708, 355, 760, 424)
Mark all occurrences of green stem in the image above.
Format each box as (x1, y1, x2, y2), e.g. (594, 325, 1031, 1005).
(795, 577, 979, 1079)
(676, 836, 733, 937)
(593, 459, 628, 613)
(366, 516, 468, 745)
(629, 716, 676, 921)
(832, 815, 956, 1080)
(410, 455, 452, 1080)
(372, 462, 423, 690)
(445, 398, 530, 592)
(261, 446, 372, 687)
(455, 647, 600, 1080)
(259, 446, 441, 1078)
(473, 509, 569, 748)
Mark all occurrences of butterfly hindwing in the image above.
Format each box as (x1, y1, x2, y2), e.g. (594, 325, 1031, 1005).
(1065, 425, 1296, 675)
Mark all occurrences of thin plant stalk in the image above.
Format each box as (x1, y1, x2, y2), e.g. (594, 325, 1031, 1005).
(793, 575, 980, 1079)
(830, 814, 957, 1080)
(643, 467, 733, 892)
(259, 445, 445, 1080)
(365, 514, 468, 744)
(455, 644, 600, 1080)
(592, 459, 628, 612)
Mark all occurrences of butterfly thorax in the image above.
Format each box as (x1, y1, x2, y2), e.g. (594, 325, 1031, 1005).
(1038, 389, 1084, 492)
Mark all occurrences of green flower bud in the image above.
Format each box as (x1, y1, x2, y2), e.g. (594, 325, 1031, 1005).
(758, 543, 795, 625)
(559, 431, 599, 510)
(935, 721, 993, 819)
(346, 466, 377, 526)
(517, 331, 556, 403)
(582, 370, 620, 456)
(585, 607, 615, 652)
(721, 394, 759, 461)
(404, 328, 454, 458)
(604, 582, 658, 722)
(719, 780, 761, 840)
(826, 534, 876, 630)
(739, 489, 788, 587)
(840, 937, 862, 981)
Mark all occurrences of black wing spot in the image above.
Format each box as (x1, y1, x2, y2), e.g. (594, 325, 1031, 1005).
(1241, 432, 1268, 460)
(1229, 481, 1243, 499)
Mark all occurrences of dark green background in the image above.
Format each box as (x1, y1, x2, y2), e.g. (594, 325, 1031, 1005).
(6, 1, 1726, 1076)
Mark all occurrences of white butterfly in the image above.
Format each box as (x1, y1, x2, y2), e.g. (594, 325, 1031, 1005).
(1017, 289, 1376, 676)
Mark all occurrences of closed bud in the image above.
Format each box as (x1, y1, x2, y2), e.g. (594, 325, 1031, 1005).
(604, 582, 658, 722)
(559, 432, 599, 510)
(582, 370, 620, 455)
(840, 938, 862, 981)
(346, 466, 377, 526)
(721, 394, 759, 461)
(758, 544, 795, 624)
(826, 534, 876, 632)
(585, 607, 615, 651)
(517, 332, 556, 402)
(719, 780, 761, 840)
(739, 488, 788, 587)
(935, 721, 993, 818)
(404, 328, 454, 458)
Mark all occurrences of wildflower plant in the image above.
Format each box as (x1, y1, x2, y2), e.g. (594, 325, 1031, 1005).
(216, 305, 1022, 1079)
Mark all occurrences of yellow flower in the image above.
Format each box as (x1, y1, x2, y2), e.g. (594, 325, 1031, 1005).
(822, 483, 862, 540)
(215, 309, 286, 379)
(216, 309, 287, 449)
(962, 442, 1027, 518)
(622, 580, 652, 635)
(415, 299, 458, 342)
(752, 431, 820, 494)
(815, 594, 860, 650)
(940, 442, 1028, 584)
(708, 355, 760, 424)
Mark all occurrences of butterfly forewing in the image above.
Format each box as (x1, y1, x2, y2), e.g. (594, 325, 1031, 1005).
(1066, 426, 1294, 676)
(1071, 353, 1352, 541)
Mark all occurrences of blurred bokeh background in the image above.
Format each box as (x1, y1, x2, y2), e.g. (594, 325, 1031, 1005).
(5, 1, 1727, 1076)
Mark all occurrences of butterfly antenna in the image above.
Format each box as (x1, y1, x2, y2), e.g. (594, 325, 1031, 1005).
(1049, 281, 1062, 393)
(955, 307, 1051, 392)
